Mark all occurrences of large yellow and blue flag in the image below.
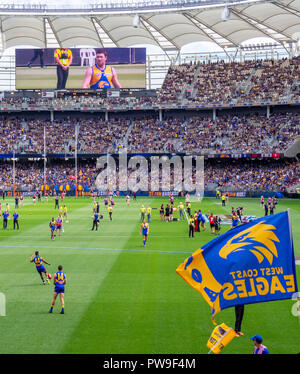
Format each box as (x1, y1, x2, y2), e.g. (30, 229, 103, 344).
(176, 211, 298, 322)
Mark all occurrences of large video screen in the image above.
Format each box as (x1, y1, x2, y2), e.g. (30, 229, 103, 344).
(15, 47, 146, 90)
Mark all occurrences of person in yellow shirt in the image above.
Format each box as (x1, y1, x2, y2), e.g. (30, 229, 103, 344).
(221, 194, 226, 207)
(140, 205, 146, 222)
(146, 205, 152, 223)
(54, 48, 73, 89)
(187, 202, 191, 216)
(188, 215, 194, 238)
(178, 202, 185, 220)
(63, 205, 68, 223)
(93, 200, 97, 213)
(107, 205, 113, 221)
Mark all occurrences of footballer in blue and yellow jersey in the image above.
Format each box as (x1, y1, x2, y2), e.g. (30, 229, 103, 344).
(49, 218, 56, 240)
(231, 213, 239, 229)
(140, 219, 149, 247)
(54, 269, 66, 294)
(82, 48, 122, 89)
(89, 64, 114, 89)
(30, 251, 51, 284)
(49, 265, 67, 314)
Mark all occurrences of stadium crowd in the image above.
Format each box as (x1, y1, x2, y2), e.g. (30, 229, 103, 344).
(0, 158, 298, 193)
(204, 159, 299, 191)
(1, 111, 298, 155)
(186, 56, 300, 105)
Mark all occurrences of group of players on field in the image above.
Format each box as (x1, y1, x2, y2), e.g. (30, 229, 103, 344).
(18, 189, 279, 314)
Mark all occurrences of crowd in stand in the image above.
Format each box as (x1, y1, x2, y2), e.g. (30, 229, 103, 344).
(156, 62, 199, 104)
(188, 60, 257, 104)
(0, 111, 299, 154)
(0, 158, 298, 192)
(78, 118, 130, 153)
(204, 159, 299, 191)
(126, 117, 186, 152)
(0, 161, 98, 192)
(186, 57, 300, 105)
(0, 118, 130, 154)
(239, 57, 300, 102)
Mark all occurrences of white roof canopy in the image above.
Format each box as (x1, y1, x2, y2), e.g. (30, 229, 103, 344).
(0, 0, 299, 51)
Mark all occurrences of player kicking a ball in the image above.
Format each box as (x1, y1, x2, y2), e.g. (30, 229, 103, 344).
(49, 265, 67, 314)
(30, 251, 51, 285)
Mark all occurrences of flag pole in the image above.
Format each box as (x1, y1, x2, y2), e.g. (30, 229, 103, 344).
(287, 208, 300, 324)
(43, 125, 46, 196)
(106, 152, 109, 198)
(75, 123, 78, 197)
(12, 151, 15, 197)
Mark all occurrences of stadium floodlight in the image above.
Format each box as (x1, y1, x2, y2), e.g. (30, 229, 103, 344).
(133, 14, 140, 28)
(221, 6, 230, 22)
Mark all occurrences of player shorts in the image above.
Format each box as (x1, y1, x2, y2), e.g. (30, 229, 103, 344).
(142, 230, 148, 236)
(54, 285, 65, 294)
(36, 265, 46, 274)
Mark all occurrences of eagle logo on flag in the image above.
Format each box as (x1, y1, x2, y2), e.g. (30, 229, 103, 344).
(219, 222, 280, 265)
(176, 212, 298, 322)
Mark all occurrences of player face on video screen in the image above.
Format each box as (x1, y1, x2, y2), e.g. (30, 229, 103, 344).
(95, 52, 107, 68)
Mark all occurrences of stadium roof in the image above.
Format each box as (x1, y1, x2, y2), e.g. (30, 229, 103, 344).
(0, 0, 299, 52)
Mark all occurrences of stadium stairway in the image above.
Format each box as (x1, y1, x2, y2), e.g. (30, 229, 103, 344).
(284, 136, 300, 158)
(120, 119, 134, 150)
(235, 67, 256, 97)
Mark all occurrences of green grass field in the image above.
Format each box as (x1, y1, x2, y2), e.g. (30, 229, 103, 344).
(15, 65, 146, 89)
(0, 195, 299, 355)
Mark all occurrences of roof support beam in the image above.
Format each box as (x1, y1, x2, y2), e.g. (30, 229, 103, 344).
(0, 18, 5, 56)
(91, 17, 104, 47)
(140, 16, 180, 49)
(183, 12, 238, 59)
(230, 7, 295, 43)
(46, 17, 62, 47)
(273, 0, 300, 17)
(93, 17, 119, 47)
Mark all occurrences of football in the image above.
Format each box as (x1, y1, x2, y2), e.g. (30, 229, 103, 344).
(47, 273, 52, 280)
